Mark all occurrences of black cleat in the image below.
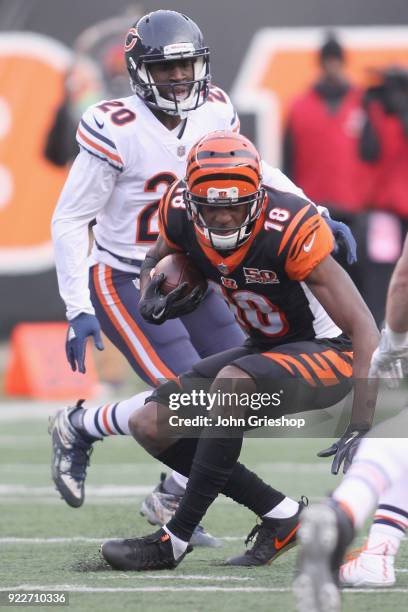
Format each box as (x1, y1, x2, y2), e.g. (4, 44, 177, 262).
(293, 500, 354, 612)
(101, 528, 193, 571)
(225, 498, 307, 566)
(48, 400, 101, 507)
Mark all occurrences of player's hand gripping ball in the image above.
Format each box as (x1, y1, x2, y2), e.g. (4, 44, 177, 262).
(140, 254, 207, 324)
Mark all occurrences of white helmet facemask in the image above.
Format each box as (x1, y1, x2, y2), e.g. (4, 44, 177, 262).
(187, 189, 265, 251)
(136, 48, 207, 118)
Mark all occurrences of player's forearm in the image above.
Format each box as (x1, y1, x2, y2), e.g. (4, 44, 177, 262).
(306, 257, 379, 426)
(52, 217, 95, 319)
(349, 336, 379, 427)
(139, 236, 178, 295)
(51, 151, 117, 318)
(339, 304, 379, 427)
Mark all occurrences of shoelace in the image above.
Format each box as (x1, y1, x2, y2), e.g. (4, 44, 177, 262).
(61, 442, 94, 481)
(245, 521, 278, 550)
(123, 533, 175, 568)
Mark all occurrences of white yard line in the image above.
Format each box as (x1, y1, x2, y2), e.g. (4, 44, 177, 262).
(0, 484, 324, 506)
(0, 403, 65, 422)
(0, 585, 290, 593)
(2, 584, 408, 594)
(0, 462, 333, 474)
(0, 485, 153, 496)
(0, 463, 159, 473)
(0, 536, 247, 543)
(0, 574, 254, 583)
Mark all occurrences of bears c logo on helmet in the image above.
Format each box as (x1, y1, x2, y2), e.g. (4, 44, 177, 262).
(124, 27, 140, 52)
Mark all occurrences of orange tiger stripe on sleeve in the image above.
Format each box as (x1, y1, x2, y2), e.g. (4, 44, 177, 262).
(284, 214, 334, 281)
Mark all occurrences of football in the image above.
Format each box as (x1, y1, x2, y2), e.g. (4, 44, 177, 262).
(152, 253, 208, 296)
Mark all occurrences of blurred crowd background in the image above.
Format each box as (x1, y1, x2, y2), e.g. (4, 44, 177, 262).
(1, 0, 408, 393)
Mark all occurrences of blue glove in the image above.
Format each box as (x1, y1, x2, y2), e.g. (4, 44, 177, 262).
(325, 217, 358, 265)
(66, 313, 104, 373)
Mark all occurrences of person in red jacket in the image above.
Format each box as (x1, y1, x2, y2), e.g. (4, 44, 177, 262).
(358, 66, 408, 324)
(283, 33, 370, 287)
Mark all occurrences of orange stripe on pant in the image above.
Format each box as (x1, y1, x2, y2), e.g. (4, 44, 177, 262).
(262, 352, 317, 386)
(321, 350, 353, 378)
(93, 265, 174, 385)
(300, 353, 339, 386)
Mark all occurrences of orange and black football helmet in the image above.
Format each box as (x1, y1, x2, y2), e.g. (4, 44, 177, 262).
(185, 131, 265, 250)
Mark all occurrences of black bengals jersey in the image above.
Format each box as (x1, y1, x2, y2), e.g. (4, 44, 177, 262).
(159, 179, 341, 348)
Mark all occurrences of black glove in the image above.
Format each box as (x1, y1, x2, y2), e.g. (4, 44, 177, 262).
(317, 424, 370, 475)
(139, 273, 204, 325)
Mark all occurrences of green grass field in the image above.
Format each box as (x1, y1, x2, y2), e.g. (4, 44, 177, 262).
(1, 399, 407, 612)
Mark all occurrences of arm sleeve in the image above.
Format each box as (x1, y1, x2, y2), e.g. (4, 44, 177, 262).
(283, 207, 334, 281)
(158, 183, 186, 251)
(51, 150, 118, 319)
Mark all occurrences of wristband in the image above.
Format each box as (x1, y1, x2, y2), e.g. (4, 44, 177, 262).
(385, 324, 408, 348)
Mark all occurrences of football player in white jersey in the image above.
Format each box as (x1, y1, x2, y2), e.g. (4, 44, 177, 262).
(50, 10, 357, 545)
(294, 233, 408, 611)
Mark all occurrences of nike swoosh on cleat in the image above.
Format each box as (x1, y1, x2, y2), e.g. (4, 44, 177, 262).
(274, 524, 300, 550)
(303, 232, 316, 253)
(94, 116, 104, 129)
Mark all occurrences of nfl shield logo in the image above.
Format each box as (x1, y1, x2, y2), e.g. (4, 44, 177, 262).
(217, 263, 229, 274)
(177, 145, 186, 157)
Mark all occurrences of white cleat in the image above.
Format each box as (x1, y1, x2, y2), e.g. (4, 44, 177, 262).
(340, 551, 396, 587)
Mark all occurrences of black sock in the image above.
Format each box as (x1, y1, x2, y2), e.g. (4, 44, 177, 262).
(157, 438, 284, 517)
(68, 408, 99, 442)
(165, 434, 243, 541)
(224, 462, 285, 517)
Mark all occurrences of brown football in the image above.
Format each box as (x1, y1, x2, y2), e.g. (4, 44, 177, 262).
(152, 253, 208, 296)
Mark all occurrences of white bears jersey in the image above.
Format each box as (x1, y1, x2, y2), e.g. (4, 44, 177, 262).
(78, 88, 240, 263)
(52, 87, 238, 318)
(51, 87, 310, 319)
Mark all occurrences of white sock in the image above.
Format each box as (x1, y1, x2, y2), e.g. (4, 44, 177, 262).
(82, 389, 152, 437)
(365, 478, 408, 555)
(171, 471, 188, 490)
(162, 525, 188, 560)
(333, 476, 379, 529)
(263, 497, 299, 519)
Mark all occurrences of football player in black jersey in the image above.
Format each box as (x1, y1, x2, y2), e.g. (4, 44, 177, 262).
(100, 132, 379, 571)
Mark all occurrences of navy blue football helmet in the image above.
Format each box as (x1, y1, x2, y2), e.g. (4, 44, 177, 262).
(124, 10, 210, 117)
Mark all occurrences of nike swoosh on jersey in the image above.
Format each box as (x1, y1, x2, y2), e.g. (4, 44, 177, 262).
(94, 115, 104, 129)
(303, 232, 316, 253)
(274, 524, 299, 550)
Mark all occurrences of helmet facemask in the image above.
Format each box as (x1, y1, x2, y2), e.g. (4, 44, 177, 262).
(129, 46, 210, 118)
(185, 185, 265, 251)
